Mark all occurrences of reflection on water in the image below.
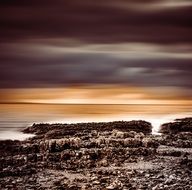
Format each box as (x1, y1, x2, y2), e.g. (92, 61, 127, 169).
(0, 103, 191, 140)
(0, 131, 35, 141)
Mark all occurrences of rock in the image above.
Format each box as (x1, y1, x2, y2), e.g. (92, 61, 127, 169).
(106, 185, 115, 189)
(157, 149, 182, 157)
(124, 138, 142, 148)
(23, 120, 152, 137)
(92, 180, 100, 185)
(160, 118, 192, 134)
(0, 119, 191, 189)
(99, 158, 108, 167)
(112, 130, 125, 138)
(142, 138, 159, 148)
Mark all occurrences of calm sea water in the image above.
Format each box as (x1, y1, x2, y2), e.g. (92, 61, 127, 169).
(0, 103, 191, 140)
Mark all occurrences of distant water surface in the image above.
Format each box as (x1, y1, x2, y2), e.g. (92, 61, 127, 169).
(0, 103, 191, 140)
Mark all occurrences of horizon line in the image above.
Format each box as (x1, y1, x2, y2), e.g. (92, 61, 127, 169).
(0, 102, 191, 106)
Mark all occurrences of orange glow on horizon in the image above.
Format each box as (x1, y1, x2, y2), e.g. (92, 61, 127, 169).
(0, 85, 191, 105)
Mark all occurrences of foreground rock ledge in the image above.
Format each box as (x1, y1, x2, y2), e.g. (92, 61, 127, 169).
(0, 119, 192, 190)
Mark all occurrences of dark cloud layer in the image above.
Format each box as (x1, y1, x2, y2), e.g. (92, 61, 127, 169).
(0, 0, 192, 43)
(0, 49, 191, 88)
(0, 0, 191, 89)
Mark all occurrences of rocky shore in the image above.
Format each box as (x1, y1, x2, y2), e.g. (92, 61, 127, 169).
(0, 118, 192, 190)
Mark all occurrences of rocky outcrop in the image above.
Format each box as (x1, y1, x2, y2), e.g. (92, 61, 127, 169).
(160, 117, 192, 134)
(23, 120, 152, 138)
(0, 119, 192, 189)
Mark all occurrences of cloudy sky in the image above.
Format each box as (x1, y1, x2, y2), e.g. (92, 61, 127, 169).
(0, 0, 192, 104)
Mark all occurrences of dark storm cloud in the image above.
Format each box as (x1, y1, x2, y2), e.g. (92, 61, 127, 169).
(0, 0, 191, 89)
(0, 0, 191, 43)
(0, 48, 191, 88)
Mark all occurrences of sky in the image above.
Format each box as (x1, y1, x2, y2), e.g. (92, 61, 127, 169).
(0, 0, 192, 104)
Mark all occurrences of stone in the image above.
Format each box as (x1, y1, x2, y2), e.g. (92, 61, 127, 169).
(0, 119, 191, 189)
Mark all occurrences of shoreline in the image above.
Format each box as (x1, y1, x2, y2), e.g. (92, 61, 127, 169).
(0, 115, 189, 141)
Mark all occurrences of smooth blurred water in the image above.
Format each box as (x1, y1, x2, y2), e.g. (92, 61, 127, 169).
(0, 103, 191, 140)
